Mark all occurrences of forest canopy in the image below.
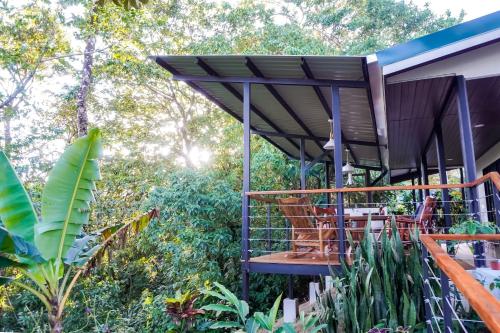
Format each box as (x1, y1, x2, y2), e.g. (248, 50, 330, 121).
(0, 0, 463, 331)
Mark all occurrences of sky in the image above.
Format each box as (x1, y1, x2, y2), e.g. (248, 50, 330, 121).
(412, 0, 500, 21)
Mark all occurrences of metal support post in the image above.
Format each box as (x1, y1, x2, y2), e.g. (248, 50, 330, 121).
(331, 85, 345, 260)
(435, 123, 452, 231)
(242, 82, 251, 301)
(422, 247, 433, 333)
(440, 270, 453, 332)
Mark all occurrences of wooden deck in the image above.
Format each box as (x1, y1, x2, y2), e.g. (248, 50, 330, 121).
(250, 251, 340, 266)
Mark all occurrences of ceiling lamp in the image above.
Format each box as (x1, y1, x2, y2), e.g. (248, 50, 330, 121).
(342, 149, 355, 186)
(323, 119, 335, 150)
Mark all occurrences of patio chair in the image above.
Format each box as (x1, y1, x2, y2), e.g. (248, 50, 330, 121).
(390, 196, 437, 242)
(345, 218, 383, 265)
(277, 197, 338, 259)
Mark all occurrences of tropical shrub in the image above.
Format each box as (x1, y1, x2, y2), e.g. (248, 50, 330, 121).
(202, 281, 326, 332)
(316, 219, 425, 332)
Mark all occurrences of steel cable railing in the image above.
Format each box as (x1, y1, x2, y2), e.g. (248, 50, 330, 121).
(421, 235, 500, 332)
(244, 173, 500, 263)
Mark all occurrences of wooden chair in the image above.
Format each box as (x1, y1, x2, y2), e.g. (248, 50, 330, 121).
(390, 196, 437, 242)
(345, 219, 383, 265)
(277, 197, 337, 259)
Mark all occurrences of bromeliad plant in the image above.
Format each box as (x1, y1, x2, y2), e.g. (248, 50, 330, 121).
(165, 291, 206, 332)
(0, 129, 156, 333)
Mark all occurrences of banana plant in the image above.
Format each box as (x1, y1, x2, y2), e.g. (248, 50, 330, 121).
(0, 129, 156, 333)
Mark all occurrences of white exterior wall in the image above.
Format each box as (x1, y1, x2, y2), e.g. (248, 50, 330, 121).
(385, 32, 500, 82)
(476, 142, 500, 222)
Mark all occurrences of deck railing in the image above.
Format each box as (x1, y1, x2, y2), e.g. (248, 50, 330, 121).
(421, 234, 500, 332)
(245, 172, 500, 265)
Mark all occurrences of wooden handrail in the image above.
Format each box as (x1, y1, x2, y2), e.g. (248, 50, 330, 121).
(420, 234, 500, 332)
(247, 171, 500, 197)
(429, 234, 500, 241)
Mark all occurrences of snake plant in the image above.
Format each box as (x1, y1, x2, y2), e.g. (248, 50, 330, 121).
(317, 218, 425, 332)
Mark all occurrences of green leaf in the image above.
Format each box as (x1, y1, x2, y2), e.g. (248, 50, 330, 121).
(280, 323, 297, 333)
(0, 226, 44, 264)
(202, 289, 226, 300)
(245, 318, 260, 333)
(213, 281, 239, 306)
(253, 312, 271, 330)
(200, 303, 238, 314)
(268, 293, 282, 328)
(209, 321, 242, 329)
(0, 151, 38, 243)
(63, 234, 97, 265)
(35, 128, 102, 262)
(0, 255, 27, 269)
(0, 276, 13, 286)
(311, 324, 328, 333)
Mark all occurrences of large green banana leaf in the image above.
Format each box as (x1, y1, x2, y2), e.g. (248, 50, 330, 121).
(0, 225, 44, 264)
(35, 128, 102, 261)
(0, 151, 38, 243)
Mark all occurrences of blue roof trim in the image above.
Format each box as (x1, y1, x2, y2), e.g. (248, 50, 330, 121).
(376, 10, 500, 66)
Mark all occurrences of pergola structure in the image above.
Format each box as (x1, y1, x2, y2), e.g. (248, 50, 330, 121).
(151, 10, 500, 301)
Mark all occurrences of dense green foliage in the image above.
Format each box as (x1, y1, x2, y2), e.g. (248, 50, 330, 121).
(0, 0, 465, 331)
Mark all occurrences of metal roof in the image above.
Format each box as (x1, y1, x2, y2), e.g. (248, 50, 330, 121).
(376, 10, 500, 67)
(385, 75, 500, 180)
(153, 55, 384, 169)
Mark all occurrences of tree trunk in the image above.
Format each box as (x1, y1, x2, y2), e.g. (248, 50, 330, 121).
(75, 35, 96, 137)
(48, 298, 63, 333)
(2, 106, 12, 157)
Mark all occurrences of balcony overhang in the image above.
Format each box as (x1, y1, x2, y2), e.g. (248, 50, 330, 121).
(151, 55, 387, 171)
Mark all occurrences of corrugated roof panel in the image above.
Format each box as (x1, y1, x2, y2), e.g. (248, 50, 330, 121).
(153, 55, 381, 167)
(305, 56, 365, 81)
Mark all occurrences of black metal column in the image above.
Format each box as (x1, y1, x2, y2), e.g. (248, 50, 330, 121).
(440, 271, 453, 332)
(456, 76, 479, 216)
(411, 178, 417, 212)
(300, 138, 306, 191)
(325, 162, 331, 204)
(459, 168, 466, 204)
(365, 170, 373, 206)
(331, 85, 345, 260)
(421, 247, 433, 333)
(242, 82, 251, 301)
(417, 167, 424, 203)
(456, 75, 483, 266)
(494, 189, 500, 229)
(435, 123, 452, 231)
(421, 155, 430, 198)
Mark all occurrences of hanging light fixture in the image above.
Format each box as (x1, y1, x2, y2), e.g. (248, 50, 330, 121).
(342, 149, 355, 186)
(323, 119, 335, 150)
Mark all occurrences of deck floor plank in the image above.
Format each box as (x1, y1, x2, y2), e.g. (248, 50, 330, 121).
(250, 251, 340, 265)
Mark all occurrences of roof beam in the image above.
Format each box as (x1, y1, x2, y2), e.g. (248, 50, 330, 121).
(244, 57, 326, 153)
(305, 151, 329, 173)
(194, 57, 312, 159)
(251, 129, 385, 147)
(370, 169, 387, 186)
(362, 58, 384, 169)
(300, 57, 360, 165)
(155, 58, 300, 159)
(171, 73, 368, 88)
